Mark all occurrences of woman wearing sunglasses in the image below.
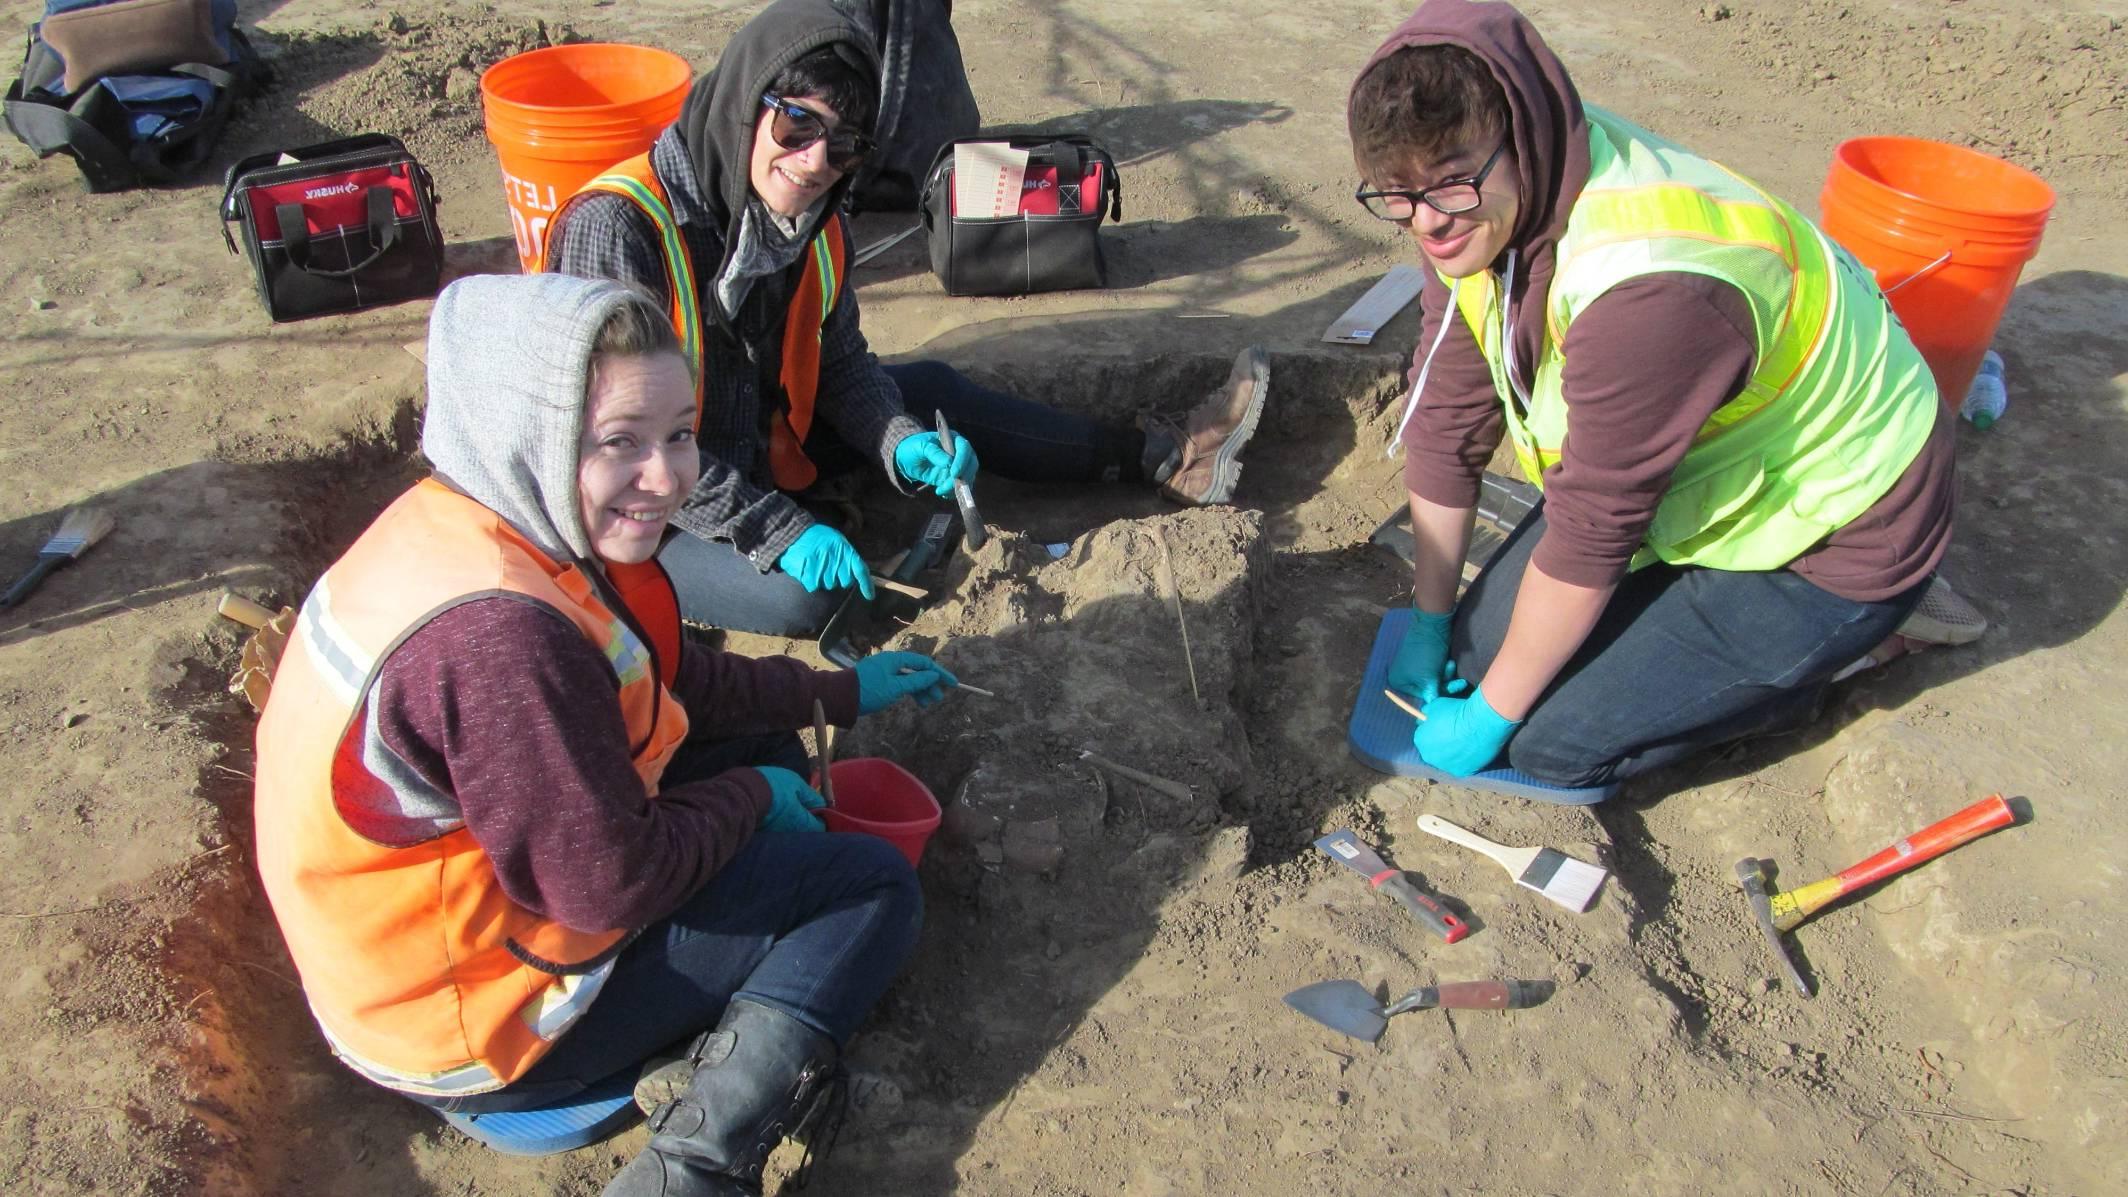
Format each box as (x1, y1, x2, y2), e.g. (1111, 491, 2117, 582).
(544, 0, 1269, 642)
(1353, 0, 1979, 793)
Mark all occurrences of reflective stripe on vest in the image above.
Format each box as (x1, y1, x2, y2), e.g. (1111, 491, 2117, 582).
(771, 222, 846, 491)
(1451, 107, 1939, 571)
(540, 157, 847, 491)
(254, 479, 690, 1093)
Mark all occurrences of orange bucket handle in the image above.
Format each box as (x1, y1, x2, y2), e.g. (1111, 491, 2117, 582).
(1876, 244, 1956, 296)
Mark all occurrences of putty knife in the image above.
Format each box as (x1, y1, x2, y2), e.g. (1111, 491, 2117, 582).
(1314, 829, 1469, 943)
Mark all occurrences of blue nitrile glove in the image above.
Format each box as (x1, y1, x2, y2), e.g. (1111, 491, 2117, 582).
(776, 524, 875, 599)
(853, 650, 959, 714)
(1412, 681, 1523, 778)
(1387, 607, 1469, 705)
(892, 431, 979, 498)
(754, 766, 828, 833)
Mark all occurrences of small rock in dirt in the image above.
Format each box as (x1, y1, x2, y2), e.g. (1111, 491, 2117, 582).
(30, 298, 54, 311)
(61, 712, 87, 729)
(1202, 825, 1251, 885)
(1555, 960, 1591, 986)
(1698, 4, 1732, 21)
(1003, 818, 1065, 875)
(941, 798, 1003, 848)
(443, 67, 479, 103)
(386, 12, 409, 34)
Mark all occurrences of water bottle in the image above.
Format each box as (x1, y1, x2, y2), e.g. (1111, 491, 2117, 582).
(1960, 350, 2007, 430)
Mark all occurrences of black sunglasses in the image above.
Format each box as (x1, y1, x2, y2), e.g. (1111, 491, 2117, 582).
(1355, 141, 1507, 221)
(760, 94, 874, 172)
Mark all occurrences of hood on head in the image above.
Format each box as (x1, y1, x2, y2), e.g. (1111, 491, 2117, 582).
(421, 273, 648, 564)
(1351, 0, 1588, 257)
(676, 0, 880, 266)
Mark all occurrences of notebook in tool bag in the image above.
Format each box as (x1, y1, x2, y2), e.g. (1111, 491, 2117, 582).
(919, 133, 1121, 296)
(219, 133, 443, 322)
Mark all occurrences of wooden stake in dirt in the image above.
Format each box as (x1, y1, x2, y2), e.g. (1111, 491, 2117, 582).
(1079, 749, 1194, 803)
(1150, 526, 1200, 704)
(812, 699, 835, 806)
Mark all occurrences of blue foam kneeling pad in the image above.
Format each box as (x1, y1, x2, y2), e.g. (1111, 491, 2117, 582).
(1348, 607, 1619, 806)
(440, 1067, 641, 1156)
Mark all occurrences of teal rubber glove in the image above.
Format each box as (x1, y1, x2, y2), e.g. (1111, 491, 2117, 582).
(853, 650, 958, 714)
(1412, 682, 1523, 778)
(754, 766, 827, 833)
(892, 430, 979, 498)
(1387, 607, 1468, 705)
(776, 524, 875, 599)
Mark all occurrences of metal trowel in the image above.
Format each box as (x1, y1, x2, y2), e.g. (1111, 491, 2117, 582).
(1282, 978, 1547, 1043)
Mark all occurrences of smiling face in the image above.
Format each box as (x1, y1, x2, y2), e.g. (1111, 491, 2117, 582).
(748, 93, 845, 219)
(576, 352, 699, 565)
(1374, 138, 1522, 279)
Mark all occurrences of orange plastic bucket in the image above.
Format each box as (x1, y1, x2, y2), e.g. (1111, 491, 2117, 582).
(819, 758, 942, 866)
(480, 44, 693, 272)
(1819, 136, 2053, 409)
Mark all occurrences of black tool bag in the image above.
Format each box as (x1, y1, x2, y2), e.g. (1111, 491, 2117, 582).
(3, 0, 264, 192)
(219, 134, 444, 323)
(831, 0, 981, 213)
(919, 134, 1121, 296)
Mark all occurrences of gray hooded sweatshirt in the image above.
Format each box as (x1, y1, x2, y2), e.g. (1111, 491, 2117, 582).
(346, 273, 856, 939)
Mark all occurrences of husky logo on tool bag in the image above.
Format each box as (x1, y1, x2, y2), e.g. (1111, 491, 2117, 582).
(304, 180, 362, 200)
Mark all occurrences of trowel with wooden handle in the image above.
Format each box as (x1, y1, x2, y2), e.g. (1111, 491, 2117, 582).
(1282, 978, 1547, 1043)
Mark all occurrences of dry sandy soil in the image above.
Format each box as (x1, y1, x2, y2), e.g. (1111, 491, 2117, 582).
(3, 0, 2125, 1194)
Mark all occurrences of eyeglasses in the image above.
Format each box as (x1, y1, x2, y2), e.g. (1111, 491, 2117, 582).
(1355, 141, 1507, 221)
(760, 94, 874, 172)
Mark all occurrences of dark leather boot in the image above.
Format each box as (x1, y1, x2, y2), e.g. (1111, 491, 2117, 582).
(601, 999, 843, 1197)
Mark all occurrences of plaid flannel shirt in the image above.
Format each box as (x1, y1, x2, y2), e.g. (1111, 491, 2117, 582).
(545, 129, 921, 569)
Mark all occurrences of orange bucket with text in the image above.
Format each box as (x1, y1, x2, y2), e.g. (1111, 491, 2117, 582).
(479, 44, 692, 272)
(1819, 137, 2053, 409)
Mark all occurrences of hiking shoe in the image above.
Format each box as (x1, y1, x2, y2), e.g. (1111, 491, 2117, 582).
(1897, 576, 1988, 646)
(1147, 346, 1269, 506)
(632, 1052, 694, 1116)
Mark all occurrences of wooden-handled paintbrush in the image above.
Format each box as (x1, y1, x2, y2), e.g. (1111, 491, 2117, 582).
(1, 507, 114, 608)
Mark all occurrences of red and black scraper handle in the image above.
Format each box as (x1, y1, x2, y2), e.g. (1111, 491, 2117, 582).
(1314, 829, 1471, 944)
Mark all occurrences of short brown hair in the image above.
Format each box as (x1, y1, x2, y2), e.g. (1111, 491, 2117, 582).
(587, 288, 683, 391)
(1348, 45, 1510, 183)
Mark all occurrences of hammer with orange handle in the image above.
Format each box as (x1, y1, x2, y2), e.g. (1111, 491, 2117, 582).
(1768, 794, 2016, 931)
(1737, 794, 2017, 999)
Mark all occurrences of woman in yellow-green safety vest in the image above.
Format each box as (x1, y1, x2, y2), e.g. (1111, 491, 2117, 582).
(1347, 0, 1979, 793)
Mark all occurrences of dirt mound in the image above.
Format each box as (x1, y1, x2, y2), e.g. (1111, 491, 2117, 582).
(226, 11, 582, 174)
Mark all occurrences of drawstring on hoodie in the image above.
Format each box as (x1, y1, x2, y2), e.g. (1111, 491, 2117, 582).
(1387, 247, 1535, 458)
(1388, 276, 1463, 457)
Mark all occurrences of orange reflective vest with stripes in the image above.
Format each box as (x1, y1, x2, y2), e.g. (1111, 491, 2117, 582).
(538, 154, 847, 491)
(253, 479, 689, 1095)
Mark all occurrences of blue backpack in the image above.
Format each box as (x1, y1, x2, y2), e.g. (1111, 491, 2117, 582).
(4, 0, 264, 192)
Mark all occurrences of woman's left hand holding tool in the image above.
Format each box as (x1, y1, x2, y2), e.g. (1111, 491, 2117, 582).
(854, 651, 958, 712)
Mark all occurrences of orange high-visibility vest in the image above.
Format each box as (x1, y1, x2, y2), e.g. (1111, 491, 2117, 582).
(540, 154, 847, 491)
(253, 479, 690, 1094)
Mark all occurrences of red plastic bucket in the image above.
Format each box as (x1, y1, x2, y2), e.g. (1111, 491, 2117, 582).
(1819, 136, 2053, 410)
(820, 758, 942, 866)
(479, 44, 693, 273)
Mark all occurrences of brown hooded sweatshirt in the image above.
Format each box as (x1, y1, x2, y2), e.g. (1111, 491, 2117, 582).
(1363, 0, 1952, 601)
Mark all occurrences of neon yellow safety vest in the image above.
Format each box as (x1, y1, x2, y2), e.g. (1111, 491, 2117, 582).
(1450, 107, 1939, 571)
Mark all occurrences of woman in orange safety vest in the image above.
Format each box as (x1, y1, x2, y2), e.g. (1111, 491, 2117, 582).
(255, 272, 953, 1195)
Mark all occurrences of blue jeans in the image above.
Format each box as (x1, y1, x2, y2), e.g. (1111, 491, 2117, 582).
(659, 360, 1144, 637)
(1453, 507, 1928, 788)
(407, 731, 923, 1115)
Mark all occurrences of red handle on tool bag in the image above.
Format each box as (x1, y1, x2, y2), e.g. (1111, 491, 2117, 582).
(1835, 794, 2014, 892)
